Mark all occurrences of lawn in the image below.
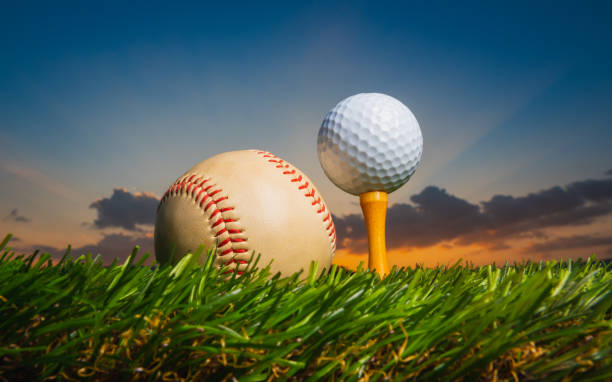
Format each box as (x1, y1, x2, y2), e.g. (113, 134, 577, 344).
(0, 233, 610, 381)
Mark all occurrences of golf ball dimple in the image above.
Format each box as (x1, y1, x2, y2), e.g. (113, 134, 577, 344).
(318, 93, 423, 195)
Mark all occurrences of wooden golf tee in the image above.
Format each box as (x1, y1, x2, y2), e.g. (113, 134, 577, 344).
(359, 191, 389, 278)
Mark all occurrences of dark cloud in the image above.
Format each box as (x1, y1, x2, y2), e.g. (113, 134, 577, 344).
(335, 186, 489, 252)
(28, 233, 154, 265)
(457, 201, 612, 246)
(72, 233, 154, 264)
(404, 186, 487, 245)
(523, 235, 612, 253)
(482, 186, 583, 226)
(334, 176, 612, 254)
(3, 209, 30, 223)
(566, 178, 612, 202)
(90, 188, 158, 231)
(386, 187, 489, 248)
(335, 186, 488, 252)
(332, 213, 368, 253)
(606, 169, 612, 176)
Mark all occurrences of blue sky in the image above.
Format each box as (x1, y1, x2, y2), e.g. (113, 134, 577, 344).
(1, 1, 611, 267)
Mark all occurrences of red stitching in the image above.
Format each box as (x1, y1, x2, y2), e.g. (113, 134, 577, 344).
(196, 188, 206, 201)
(254, 150, 336, 250)
(203, 200, 215, 210)
(161, 177, 219, 207)
(225, 258, 248, 266)
(329, 227, 336, 240)
(157, 174, 248, 275)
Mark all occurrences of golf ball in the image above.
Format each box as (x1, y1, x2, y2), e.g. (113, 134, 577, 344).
(317, 93, 423, 195)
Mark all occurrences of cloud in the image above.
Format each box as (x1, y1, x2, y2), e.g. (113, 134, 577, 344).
(333, 213, 368, 253)
(3, 209, 30, 223)
(566, 178, 612, 202)
(606, 169, 612, 176)
(28, 232, 154, 265)
(334, 186, 488, 252)
(482, 186, 584, 226)
(71, 233, 155, 264)
(522, 234, 612, 254)
(90, 188, 159, 231)
(334, 175, 612, 254)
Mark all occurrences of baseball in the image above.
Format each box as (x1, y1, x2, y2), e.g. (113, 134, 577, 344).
(154, 149, 336, 277)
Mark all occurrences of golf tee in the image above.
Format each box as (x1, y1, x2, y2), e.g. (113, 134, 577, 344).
(359, 191, 389, 277)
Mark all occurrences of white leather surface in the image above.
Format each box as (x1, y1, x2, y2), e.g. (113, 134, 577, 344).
(155, 150, 336, 277)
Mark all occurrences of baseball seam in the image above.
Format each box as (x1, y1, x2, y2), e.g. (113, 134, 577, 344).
(158, 151, 337, 274)
(158, 174, 248, 275)
(254, 150, 337, 251)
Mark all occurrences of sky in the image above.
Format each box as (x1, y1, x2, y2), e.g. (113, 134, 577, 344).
(1, 1, 612, 270)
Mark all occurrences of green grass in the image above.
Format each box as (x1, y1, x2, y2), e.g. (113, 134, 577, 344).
(0, 233, 611, 381)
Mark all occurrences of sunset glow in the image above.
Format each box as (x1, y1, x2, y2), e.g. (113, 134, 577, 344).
(1, 2, 611, 267)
